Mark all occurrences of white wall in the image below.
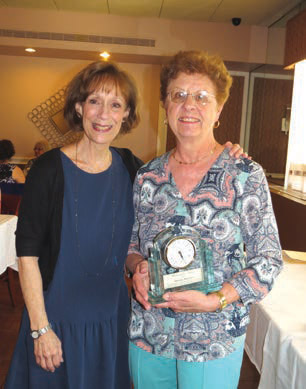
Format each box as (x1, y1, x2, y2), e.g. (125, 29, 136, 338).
(0, 7, 287, 162)
(0, 7, 286, 64)
(0, 55, 160, 162)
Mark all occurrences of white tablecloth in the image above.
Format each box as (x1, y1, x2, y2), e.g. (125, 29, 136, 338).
(0, 214, 18, 274)
(245, 252, 306, 389)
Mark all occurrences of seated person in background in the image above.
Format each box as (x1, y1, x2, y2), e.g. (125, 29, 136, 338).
(24, 139, 50, 175)
(0, 139, 25, 183)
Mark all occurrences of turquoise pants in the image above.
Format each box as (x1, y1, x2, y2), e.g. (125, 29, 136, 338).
(129, 341, 245, 389)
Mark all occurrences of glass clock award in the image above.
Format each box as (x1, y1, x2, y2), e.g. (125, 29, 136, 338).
(148, 225, 220, 304)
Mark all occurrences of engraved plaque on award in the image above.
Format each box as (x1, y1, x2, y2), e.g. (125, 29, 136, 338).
(148, 225, 220, 304)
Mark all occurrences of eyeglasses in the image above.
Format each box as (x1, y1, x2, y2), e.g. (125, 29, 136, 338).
(167, 88, 216, 106)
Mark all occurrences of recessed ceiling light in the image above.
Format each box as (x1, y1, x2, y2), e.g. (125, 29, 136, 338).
(25, 48, 36, 53)
(100, 51, 110, 60)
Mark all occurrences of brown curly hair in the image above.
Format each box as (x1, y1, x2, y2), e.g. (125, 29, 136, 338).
(160, 51, 233, 106)
(64, 61, 140, 133)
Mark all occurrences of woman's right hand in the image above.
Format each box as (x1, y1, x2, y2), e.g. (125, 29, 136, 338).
(132, 260, 151, 311)
(18, 257, 63, 373)
(34, 330, 64, 372)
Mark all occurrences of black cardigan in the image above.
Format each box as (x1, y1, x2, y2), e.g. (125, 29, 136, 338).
(16, 147, 143, 290)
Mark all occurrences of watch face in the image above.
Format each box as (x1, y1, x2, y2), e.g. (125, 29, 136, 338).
(165, 237, 195, 269)
(31, 330, 39, 339)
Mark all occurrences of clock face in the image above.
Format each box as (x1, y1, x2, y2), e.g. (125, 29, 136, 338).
(165, 237, 195, 269)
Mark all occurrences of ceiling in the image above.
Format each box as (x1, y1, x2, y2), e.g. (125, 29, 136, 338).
(0, 0, 304, 70)
(0, 0, 305, 27)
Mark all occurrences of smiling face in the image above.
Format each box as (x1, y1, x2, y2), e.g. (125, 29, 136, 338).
(75, 84, 130, 147)
(164, 72, 224, 144)
(33, 142, 45, 157)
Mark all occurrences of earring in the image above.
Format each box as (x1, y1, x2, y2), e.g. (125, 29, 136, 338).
(163, 118, 168, 125)
(214, 120, 220, 128)
(76, 112, 82, 119)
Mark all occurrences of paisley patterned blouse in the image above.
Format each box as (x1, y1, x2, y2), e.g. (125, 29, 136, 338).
(128, 148, 283, 362)
(0, 163, 16, 183)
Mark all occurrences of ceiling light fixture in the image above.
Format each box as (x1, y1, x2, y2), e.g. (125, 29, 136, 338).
(25, 48, 36, 53)
(100, 51, 110, 60)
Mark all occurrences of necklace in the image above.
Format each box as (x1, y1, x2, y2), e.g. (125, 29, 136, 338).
(172, 143, 217, 165)
(74, 142, 116, 276)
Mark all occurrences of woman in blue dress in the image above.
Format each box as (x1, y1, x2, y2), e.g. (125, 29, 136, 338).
(5, 61, 142, 389)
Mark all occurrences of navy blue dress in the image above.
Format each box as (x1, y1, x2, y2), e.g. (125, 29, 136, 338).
(5, 150, 134, 389)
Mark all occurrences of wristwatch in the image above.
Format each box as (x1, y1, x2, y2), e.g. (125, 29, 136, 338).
(30, 323, 52, 339)
(214, 291, 227, 312)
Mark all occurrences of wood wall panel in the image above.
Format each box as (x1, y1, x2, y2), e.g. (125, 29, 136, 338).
(166, 123, 176, 151)
(284, 9, 306, 68)
(270, 191, 306, 251)
(248, 77, 293, 173)
(166, 75, 245, 151)
(215, 75, 244, 145)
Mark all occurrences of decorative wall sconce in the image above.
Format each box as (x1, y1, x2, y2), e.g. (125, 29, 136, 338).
(28, 87, 81, 147)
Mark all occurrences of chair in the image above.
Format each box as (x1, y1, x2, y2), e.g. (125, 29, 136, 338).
(0, 183, 24, 215)
(0, 183, 24, 307)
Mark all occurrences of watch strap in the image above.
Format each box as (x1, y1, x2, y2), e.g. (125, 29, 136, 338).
(31, 323, 52, 339)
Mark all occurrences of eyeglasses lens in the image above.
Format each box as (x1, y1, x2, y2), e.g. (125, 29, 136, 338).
(170, 90, 210, 105)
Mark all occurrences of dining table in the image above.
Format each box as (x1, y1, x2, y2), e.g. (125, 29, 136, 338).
(245, 250, 306, 389)
(0, 214, 18, 275)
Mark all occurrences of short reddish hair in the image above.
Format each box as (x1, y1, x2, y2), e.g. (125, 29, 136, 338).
(160, 51, 232, 106)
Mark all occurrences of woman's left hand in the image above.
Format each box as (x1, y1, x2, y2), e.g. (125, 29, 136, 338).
(154, 290, 218, 313)
(225, 141, 251, 159)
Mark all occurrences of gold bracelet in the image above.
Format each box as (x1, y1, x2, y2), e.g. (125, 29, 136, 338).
(215, 291, 227, 312)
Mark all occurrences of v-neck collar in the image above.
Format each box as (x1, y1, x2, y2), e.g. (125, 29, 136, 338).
(166, 147, 228, 201)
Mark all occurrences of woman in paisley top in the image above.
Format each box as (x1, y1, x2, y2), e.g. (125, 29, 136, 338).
(126, 51, 282, 389)
(0, 139, 25, 183)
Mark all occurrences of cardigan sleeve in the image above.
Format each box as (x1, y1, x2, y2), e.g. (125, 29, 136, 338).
(16, 150, 60, 257)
